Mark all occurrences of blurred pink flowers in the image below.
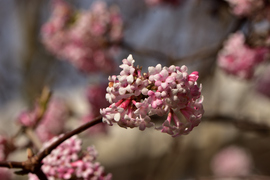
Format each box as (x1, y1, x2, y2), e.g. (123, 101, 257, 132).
(17, 98, 69, 142)
(100, 54, 204, 137)
(28, 135, 111, 180)
(211, 146, 252, 177)
(41, 0, 123, 73)
(225, 0, 264, 16)
(217, 32, 268, 79)
(82, 84, 110, 135)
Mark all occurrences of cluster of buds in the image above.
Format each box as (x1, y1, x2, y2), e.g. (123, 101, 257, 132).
(225, 0, 264, 16)
(41, 0, 123, 73)
(17, 98, 69, 142)
(28, 135, 112, 180)
(217, 32, 268, 79)
(145, 0, 182, 6)
(100, 55, 204, 137)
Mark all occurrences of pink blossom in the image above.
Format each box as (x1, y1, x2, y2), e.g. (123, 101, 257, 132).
(217, 32, 268, 79)
(82, 84, 110, 135)
(28, 135, 111, 180)
(17, 98, 69, 142)
(17, 103, 39, 127)
(211, 146, 252, 177)
(0, 168, 12, 180)
(41, 0, 123, 74)
(100, 55, 204, 137)
(35, 98, 69, 142)
(225, 0, 264, 16)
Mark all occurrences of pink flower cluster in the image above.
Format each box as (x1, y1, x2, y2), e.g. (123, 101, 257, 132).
(82, 84, 110, 135)
(211, 146, 252, 177)
(28, 135, 112, 180)
(0, 168, 12, 180)
(145, 0, 181, 6)
(217, 32, 268, 79)
(100, 55, 204, 137)
(225, 0, 264, 16)
(41, 0, 123, 73)
(18, 98, 69, 142)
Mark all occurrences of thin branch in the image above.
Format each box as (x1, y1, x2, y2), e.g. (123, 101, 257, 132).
(25, 128, 42, 149)
(36, 116, 102, 163)
(203, 114, 270, 135)
(35, 169, 48, 180)
(0, 116, 102, 179)
(0, 161, 24, 169)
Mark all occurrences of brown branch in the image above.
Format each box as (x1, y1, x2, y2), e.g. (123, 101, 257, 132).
(202, 114, 270, 135)
(0, 161, 24, 169)
(0, 115, 102, 180)
(197, 175, 270, 180)
(25, 128, 42, 149)
(36, 116, 102, 162)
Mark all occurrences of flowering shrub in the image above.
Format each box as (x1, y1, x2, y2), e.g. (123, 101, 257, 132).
(28, 135, 112, 180)
(217, 32, 268, 79)
(100, 55, 204, 137)
(41, 0, 123, 73)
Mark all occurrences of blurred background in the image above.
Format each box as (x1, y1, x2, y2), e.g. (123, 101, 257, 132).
(1, 0, 270, 179)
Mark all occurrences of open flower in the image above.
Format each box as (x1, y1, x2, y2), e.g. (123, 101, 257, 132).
(101, 55, 204, 137)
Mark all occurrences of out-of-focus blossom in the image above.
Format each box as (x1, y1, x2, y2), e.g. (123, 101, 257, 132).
(35, 98, 69, 142)
(225, 0, 264, 16)
(145, 0, 182, 6)
(17, 103, 39, 127)
(28, 135, 111, 180)
(82, 84, 110, 135)
(217, 32, 268, 79)
(211, 146, 252, 177)
(255, 65, 270, 98)
(86, 84, 110, 115)
(17, 98, 69, 142)
(41, 0, 123, 73)
(0, 168, 12, 180)
(100, 54, 204, 137)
